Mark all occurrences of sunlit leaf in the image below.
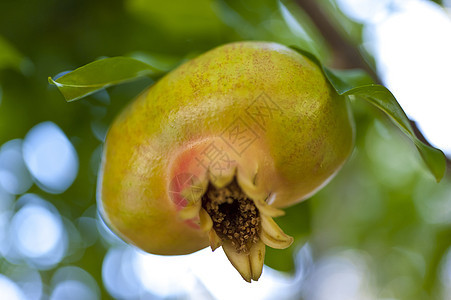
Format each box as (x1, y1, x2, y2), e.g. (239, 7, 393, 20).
(278, 1, 322, 61)
(321, 0, 365, 45)
(49, 57, 164, 102)
(214, 0, 260, 39)
(336, 83, 446, 182)
(128, 51, 182, 72)
(126, 0, 224, 37)
(0, 36, 23, 71)
(322, 67, 374, 94)
(290, 46, 446, 182)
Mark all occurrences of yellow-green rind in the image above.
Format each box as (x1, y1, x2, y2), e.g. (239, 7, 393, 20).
(97, 41, 354, 255)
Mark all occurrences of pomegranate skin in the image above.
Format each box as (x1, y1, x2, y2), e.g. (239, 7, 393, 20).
(97, 41, 354, 256)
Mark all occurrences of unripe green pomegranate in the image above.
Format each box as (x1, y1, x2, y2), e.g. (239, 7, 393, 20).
(97, 41, 354, 282)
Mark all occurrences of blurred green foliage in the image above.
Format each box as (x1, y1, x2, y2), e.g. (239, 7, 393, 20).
(0, 0, 449, 299)
(0, 36, 24, 72)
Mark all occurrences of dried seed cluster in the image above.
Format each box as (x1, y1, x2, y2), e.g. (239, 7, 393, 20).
(202, 180, 261, 253)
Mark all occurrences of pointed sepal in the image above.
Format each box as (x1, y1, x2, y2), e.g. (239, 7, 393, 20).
(260, 215, 293, 249)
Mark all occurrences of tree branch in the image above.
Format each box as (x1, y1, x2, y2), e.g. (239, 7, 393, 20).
(295, 0, 451, 170)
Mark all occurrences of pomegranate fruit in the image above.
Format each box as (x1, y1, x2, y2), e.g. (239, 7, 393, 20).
(97, 41, 354, 281)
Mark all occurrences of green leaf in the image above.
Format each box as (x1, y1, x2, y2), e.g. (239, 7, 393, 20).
(334, 83, 446, 182)
(278, 1, 322, 61)
(49, 57, 164, 102)
(128, 51, 182, 73)
(322, 67, 374, 94)
(290, 46, 447, 182)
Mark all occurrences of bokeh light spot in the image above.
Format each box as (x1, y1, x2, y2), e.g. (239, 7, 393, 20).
(102, 247, 143, 299)
(7, 194, 67, 269)
(302, 250, 374, 300)
(51, 281, 97, 300)
(133, 249, 196, 298)
(0, 274, 26, 300)
(51, 266, 99, 300)
(14, 204, 62, 257)
(7, 267, 43, 300)
(23, 122, 78, 194)
(0, 139, 33, 195)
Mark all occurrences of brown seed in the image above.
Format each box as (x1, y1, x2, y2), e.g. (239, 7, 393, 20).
(201, 180, 261, 252)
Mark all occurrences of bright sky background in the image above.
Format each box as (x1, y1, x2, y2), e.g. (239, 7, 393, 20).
(337, 0, 451, 156)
